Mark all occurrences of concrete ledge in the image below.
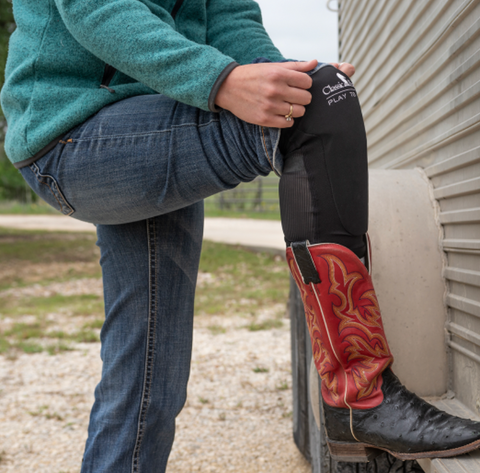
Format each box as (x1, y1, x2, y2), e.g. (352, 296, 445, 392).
(368, 169, 447, 397)
(417, 398, 480, 473)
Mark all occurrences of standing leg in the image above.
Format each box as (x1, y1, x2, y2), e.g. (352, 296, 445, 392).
(280, 65, 480, 460)
(80, 202, 204, 473)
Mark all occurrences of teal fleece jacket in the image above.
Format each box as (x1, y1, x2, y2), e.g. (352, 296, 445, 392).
(1, 0, 284, 167)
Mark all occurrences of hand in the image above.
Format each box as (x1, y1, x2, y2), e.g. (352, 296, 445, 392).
(215, 59, 318, 128)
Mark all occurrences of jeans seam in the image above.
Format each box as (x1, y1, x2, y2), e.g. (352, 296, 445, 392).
(30, 163, 74, 216)
(71, 119, 221, 143)
(131, 219, 158, 473)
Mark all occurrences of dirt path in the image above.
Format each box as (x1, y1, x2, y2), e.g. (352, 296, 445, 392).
(0, 215, 286, 251)
(0, 278, 310, 472)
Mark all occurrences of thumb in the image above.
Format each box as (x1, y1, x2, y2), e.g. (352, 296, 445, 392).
(338, 62, 355, 78)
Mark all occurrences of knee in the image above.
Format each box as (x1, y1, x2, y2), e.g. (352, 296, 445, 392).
(303, 64, 367, 139)
(280, 64, 367, 157)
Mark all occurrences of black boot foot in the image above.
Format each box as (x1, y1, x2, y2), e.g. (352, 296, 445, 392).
(323, 369, 480, 460)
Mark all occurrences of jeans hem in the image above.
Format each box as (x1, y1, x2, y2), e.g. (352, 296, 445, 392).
(259, 126, 282, 177)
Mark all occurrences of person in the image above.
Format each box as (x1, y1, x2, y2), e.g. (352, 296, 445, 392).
(1, 0, 479, 471)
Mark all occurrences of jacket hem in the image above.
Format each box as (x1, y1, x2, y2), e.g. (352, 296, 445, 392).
(208, 62, 240, 112)
(13, 133, 66, 169)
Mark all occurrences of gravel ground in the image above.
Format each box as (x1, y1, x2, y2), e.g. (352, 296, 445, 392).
(0, 278, 311, 473)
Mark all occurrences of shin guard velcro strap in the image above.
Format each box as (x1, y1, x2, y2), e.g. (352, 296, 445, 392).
(290, 241, 321, 284)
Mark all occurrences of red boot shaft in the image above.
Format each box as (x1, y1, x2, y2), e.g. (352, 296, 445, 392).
(287, 241, 393, 409)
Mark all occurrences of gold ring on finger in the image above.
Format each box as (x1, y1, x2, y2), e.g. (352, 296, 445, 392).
(285, 104, 293, 122)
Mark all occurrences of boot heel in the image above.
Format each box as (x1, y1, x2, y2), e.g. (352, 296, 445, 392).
(326, 438, 382, 463)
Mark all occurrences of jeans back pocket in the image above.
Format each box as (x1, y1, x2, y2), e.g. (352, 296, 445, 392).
(23, 162, 75, 217)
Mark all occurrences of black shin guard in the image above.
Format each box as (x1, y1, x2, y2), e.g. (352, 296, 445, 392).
(279, 64, 368, 258)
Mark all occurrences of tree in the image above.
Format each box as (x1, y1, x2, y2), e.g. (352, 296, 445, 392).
(0, 0, 36, 202)
(0, 0, 14, 128)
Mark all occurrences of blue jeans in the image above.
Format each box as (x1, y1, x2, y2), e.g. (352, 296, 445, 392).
(20, 95, 282, 472)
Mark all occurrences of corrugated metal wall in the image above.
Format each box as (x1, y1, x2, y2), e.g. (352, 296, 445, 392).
(338, 0, 480, 414)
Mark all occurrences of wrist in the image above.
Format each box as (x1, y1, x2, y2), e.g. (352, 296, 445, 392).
(208, 62, 240, 112)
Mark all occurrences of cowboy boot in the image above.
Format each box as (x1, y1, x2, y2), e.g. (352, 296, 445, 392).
(286, 239, 480, 461)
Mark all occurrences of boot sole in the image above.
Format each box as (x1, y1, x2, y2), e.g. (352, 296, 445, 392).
(326, 437, 480, 462)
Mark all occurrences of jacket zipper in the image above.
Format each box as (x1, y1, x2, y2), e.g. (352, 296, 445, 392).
(100, 64, 117, 93)
(171, 0, 185, 19)
(99, 1, 185, 92)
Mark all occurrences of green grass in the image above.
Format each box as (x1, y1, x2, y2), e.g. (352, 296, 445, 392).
(0, 228, 99, 265)
(0, 227, 101, 289)
(0, 337, 76, 356)
(46, 343, 75, 356)
(72, 330, 99, 343)
(1, 294, 104, 318)
(0, 229, 289, 356)
(0, 200, 59, 215)
(207, 324, 226, 335)
(0, 293, 103, 355)
(195, 241, 288, 317)
(246, 319, 283, 331)
(28, 405, 63, 421)
(0, 318, 101, 356)
(0, 337, 9, 353)
(83, 319, 104, 329)
(4, 322, 44, 339)
(15, 341, 43, 354)
(253, 366, 269, 373)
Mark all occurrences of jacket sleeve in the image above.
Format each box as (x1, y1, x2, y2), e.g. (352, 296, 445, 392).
(53, 0, 237, 111)
(205, 0, 285, 65)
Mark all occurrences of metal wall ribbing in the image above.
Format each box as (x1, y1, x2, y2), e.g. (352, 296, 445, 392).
(338, 0, 480, 414)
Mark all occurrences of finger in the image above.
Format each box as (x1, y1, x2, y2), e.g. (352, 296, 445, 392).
(287, 103, 306, 118)
(338, 62, 355, 77)
(264, 115, 297, 129)
(254, 103, 299, 128)
(281, 103, 304, 118)
(277, 59, 318, 72)
(285, 88, 312, 106)
(284, 69, 313, 90)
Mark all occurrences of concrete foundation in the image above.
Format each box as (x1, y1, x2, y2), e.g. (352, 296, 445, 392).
(368, 169, 447, 397)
